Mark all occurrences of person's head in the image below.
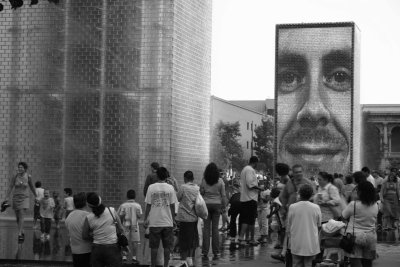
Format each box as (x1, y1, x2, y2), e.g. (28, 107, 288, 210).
(86, 192, 105, 217)
(345, 175, 353, 185)
(150, 162, 159, 173)
(276, 25, 353, 177)
(249, 156, 259, 168)
(388, 172, 398, 183)
(43, 189, 50, 199)
(35, 181, 42, 188)
(275, 163, 290, 176)
(156, 167, 169, 181)
(73, 192, 87, 209)
(361, 167, 371, 176)
(357, 181, 376, 206)
(64, 188, 72, 197)
(298, 183, 313, 200)
(317, 171, 333, 188)
(184, 170, 194, 183)
(292, 164, 303, 180)
(352, 171, 367, 185)
(52, 191, 59, 198)
(127, 189, 136, 200)
(204, 162, 220, 186)
(17, 162, 28, 174)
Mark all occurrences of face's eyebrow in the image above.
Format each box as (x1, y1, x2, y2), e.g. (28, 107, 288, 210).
(322, 49, 352, 72)
(278, 52, 307, 75)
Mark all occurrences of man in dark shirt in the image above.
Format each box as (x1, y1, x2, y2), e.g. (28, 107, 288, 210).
(143, 162, 160, 197)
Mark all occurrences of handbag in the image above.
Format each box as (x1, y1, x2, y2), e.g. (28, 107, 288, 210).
(194, 193, 208, 220)
(339, 202, 356, 253)
(107, 207, 129, 248)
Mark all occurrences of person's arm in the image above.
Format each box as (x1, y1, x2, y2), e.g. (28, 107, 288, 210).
(144, 204, 151, 228)
(143, 175, 151, 197)
(220, 180, 227, 207)
(286, 205, 293, 235)
(137, 205, 143, 219)
(246, 170, 262, 190)
(82, 217, 92, 241)
(326, 185, 341, 206)
(177, 187, 184, 202)
(200, 179, 205, 195)
(27, 175, 37, 198)
(5, 175, 17, 201)
(170, 190, 178, 223)
(118, 205, 125, 222)
(341, 201, 355, 220)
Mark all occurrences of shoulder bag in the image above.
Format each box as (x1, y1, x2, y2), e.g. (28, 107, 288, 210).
(108, 207, 129, 248)
(339, 201, 356, 253)
(194, 192, 208, 220)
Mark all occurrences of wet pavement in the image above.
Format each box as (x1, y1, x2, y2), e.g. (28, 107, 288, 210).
(0, 217, 399, 266)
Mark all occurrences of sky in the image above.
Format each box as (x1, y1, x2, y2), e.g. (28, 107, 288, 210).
(211, 0, 400, 104)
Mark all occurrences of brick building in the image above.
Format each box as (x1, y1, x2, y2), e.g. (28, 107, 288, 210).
(0, 0, 211, 206)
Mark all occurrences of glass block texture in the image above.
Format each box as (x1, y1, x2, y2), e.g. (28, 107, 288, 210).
(0, 0, 211, 206)
(275, 24, 360, 178)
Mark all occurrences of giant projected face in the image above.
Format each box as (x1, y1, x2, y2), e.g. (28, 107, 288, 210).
(276, 26, 352, 176)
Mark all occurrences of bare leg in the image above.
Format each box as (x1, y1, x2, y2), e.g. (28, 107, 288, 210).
(150, 248, 158, 267)
(163, 248, 171, 267)
(239, 223, 249, 241)
(15, 209, 24, 235)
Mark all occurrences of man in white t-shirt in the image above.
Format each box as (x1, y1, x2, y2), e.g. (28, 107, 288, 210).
(144, 167, 177, 267)
(287, 183, 322, 267)
(239, 156, 263, 246)
(65, 192, 92, 267)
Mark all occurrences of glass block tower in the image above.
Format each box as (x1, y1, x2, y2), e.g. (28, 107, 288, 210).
(0, 0, 211, 205)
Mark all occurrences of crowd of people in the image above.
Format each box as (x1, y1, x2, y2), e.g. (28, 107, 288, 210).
(1, 160, 399, 267)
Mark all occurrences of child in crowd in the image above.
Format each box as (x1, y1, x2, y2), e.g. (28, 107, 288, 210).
(118, 189, 142, 264)
(52, 191, 63, 229)
(63, 188, 74, 218)
(228, 178, 241, 245)
(257, 188, 271, 243)
(268, 187, 283, 249)
(33, 181, 44, 229)
(39, 189, 55, 241)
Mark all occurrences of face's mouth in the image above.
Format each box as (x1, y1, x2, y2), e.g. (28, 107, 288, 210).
(280, 127, 348, 164)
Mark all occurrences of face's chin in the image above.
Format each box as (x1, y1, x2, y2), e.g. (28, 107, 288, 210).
(279, 126, 349, 176)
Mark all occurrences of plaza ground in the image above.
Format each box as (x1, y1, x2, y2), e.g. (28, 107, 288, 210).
(0, 217, 399, 266)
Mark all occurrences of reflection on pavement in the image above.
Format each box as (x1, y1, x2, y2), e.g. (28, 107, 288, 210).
(0, 219, 399, 266)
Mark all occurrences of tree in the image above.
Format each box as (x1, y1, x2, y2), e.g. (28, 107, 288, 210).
(253, 115, 274, 172)
(212, 121, 245, 171)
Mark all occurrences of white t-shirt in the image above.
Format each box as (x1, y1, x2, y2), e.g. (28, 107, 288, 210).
(86, 207, 118, 245)
(65, 209, 92, 254)
(35, 188, 44, 200)
(367, 175, 376, 188)
(64, 196, 74, 211)
(118, 200, 142, 229)
(287, 201, 321, 256)
(145, 182, 177, 227)
(240, 165, 259, 202)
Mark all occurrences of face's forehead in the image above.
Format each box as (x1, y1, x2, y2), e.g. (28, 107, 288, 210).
(278, 27, 352, 55)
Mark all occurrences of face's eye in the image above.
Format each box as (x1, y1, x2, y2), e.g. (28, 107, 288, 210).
(323, 68, 351, 91)
(277, 71, 305, 93)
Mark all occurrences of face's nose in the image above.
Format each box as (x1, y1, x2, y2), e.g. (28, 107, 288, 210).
(296, 63, 330, 128)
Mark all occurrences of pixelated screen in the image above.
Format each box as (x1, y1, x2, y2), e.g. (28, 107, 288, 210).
(275, 24, 354, 177)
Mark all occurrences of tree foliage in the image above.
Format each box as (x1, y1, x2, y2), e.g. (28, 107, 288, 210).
(253, 115, 274, 172)
(212, 121, 245, 171)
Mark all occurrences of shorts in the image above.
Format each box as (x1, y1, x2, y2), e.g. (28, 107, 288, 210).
(127, 226, 140, 242)
(149, 227, 174, 249)
(240, 200, 257, 225)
